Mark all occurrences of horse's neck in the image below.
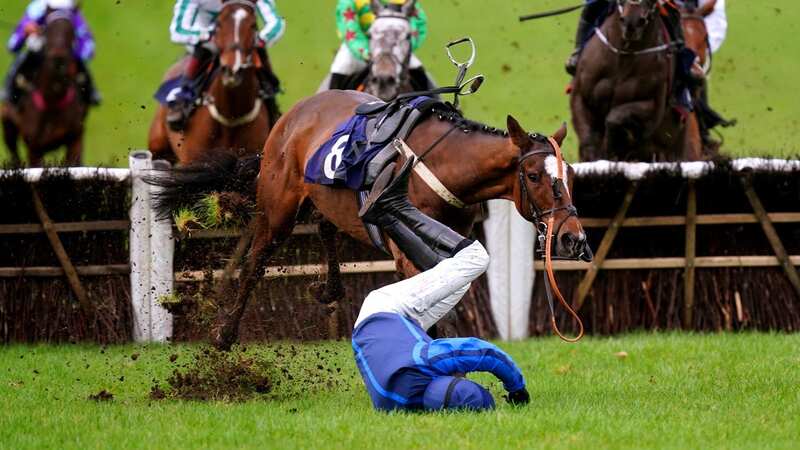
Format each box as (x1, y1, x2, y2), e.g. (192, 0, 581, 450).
(603, 10, 665, 53)
(208, 70, 260, 116)
(419, 124, 517, 205)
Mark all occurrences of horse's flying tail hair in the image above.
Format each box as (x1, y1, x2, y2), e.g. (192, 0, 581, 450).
(144, 150, 262, 221)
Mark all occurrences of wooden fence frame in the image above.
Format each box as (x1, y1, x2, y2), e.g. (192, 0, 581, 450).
(2, 157, 800, 338)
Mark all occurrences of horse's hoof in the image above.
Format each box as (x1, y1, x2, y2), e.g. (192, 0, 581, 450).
(309, 281, 345, 305)
(210, 322, 237, 352)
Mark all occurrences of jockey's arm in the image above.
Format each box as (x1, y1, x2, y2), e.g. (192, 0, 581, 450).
(336, 0, 370, 61)
(72, 11, 95, 61)
(7, 0, 47, 53)
(409, 2, 428, 52)
(427, 337, 526, 394)
(169, 0, 208, 46)
(255, 0, 285, 48)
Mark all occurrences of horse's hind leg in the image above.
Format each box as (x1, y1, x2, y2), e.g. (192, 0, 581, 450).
(212, 192, 303, 351)
(312, 220, 346, 305)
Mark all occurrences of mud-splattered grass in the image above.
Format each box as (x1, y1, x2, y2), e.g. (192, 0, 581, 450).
(1, 334, 799, 450)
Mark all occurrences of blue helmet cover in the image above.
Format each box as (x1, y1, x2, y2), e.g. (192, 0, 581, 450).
(423, 376, 495, 411)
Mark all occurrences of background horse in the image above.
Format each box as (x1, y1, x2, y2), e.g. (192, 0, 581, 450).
(1, 11, 88, 167)
(151, 90, 590, 350)
(571, 0, 702, 161)
(147, 0, 275, 164)
(361, 0, 416, 100)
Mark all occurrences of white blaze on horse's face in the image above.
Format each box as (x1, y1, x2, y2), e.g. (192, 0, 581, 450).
(544, 155, 571, 197)
(232, 8, 249, 74)
(369, 16, 411, 79)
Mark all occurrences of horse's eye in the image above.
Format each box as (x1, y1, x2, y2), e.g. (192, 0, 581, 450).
(527, 173, 540, 183)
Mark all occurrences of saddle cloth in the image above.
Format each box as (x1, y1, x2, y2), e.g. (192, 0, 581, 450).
(304, 95, 442, 190)
(154, 76, 186, 105)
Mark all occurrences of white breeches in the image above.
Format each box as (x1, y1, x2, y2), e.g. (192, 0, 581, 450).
(329, 43, 423, 75)
(354, 241, 490, 331)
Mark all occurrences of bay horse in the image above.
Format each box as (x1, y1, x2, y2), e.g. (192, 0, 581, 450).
(151, 90, 591, 350)
(570, 0, 702, 162)
(147, 0, 275, 164)
(1, 11, 88, 167)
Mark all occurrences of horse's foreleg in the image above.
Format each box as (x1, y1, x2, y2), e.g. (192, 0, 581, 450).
(212, 194, 302, 351)
(65, 135, 83, 166)
(314, 220, 346, 305)
(1, 113, 20, 166)
(571, 94, 603, 161)
(684, 112, 703, 161)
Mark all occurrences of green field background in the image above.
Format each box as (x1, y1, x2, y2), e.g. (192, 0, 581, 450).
(0, 0, 798, 166)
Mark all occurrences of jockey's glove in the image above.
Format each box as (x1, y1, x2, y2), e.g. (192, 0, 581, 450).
(506, 387, 530, 406)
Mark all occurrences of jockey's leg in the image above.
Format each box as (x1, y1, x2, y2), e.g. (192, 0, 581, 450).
(566, 0, 611, 75)
(355, 158, 487, 331)
(255, 46, 281, 95)
(408, 54, 433, 91)
(167, 43, 215, 131)
(75, 58, 101, 106)
(662, 4, 703, 112)
(328, 44, 367, 90)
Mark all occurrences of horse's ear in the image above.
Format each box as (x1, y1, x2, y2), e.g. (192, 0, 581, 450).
(506, 115, 529, 149)
(402, 0, 418, 16)
(699, 0, 717, 17)
(371, 0, 384, 13)
(551, 122, 568, 146)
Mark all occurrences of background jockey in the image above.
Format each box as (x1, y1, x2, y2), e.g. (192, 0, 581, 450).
(166, 0, 285, 130)
(565, 0, 703, 113)
(2, 0, 100, 106)
(351, 157, 531, 412)
(328, 0, 431, 91)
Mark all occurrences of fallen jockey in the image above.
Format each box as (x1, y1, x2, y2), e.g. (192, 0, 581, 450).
(566, 0, 702, 113)
(2, 0, 100, 107)
(166, 0, 285, 131)
(328, 0, 432, 91)
(351, 157, 530, 411)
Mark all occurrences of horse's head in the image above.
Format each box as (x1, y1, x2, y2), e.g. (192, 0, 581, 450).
(506, 116, 591, 261)
(366, 0, 415, 100)
(617, 0, 659, 42)
(214, 0, 258, 88)
(40, 11, 77, 95)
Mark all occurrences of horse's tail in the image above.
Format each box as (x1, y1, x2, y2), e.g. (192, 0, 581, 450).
(145, 150, 262, 221)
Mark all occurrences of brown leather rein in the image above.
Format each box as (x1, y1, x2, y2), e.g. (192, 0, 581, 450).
(517, 136, 585, 342)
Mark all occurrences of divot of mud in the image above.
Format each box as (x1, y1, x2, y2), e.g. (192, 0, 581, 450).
(89, 389, 114, 401)
(150, 344, 354, 402)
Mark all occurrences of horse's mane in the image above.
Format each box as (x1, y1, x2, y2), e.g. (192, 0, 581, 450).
(429, 104, 509, 138)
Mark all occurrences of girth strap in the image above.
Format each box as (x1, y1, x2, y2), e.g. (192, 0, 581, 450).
(393, 138, 466, 209)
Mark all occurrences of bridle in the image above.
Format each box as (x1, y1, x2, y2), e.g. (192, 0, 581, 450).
(516, 135, 578, 241)
(517, 135, 585, 342)
(215, 1, 258, 72)
(367, 12, 412, 86)
(597, 0, 678, 56)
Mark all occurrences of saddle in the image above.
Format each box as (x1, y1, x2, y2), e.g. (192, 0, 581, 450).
(350, 95, 448, 252)
(355, 95, 444, 186)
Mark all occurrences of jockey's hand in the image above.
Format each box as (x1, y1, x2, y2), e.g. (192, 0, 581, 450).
(26, 34, 44, 52)
(23, 22, 40, 36)
(506, 387, 530, 406)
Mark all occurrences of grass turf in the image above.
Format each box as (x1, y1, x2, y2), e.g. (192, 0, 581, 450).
(1, 333, 798, 450)
(0, 0, 798, 165)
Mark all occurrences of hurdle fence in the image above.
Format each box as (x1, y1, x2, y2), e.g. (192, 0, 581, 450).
(1, 152, 798, 341)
